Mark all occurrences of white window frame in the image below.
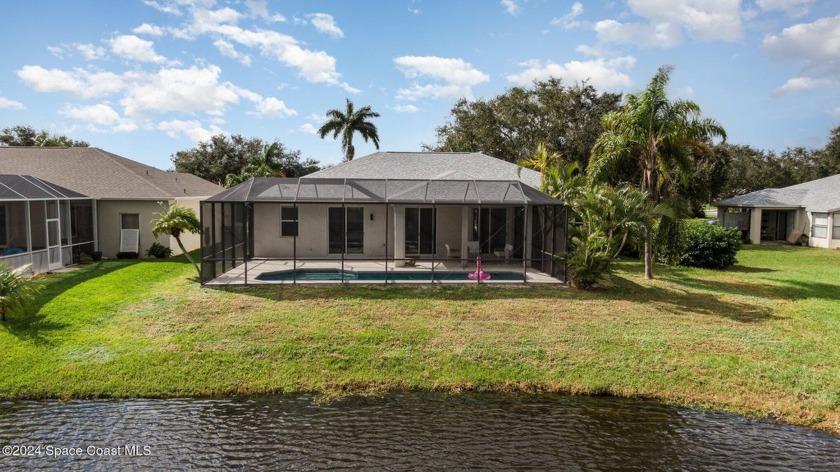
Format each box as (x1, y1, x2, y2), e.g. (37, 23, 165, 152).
(812, 212, 828, 239)
(280, 206, 298, 237)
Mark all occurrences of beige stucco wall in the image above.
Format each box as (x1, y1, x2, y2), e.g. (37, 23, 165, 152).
(253, 203, 391, 259)
(251, 203, 476, 259)
(435, 205, 463, 257)
(172, 197, 203, 256)
(96, 200, 170, 258)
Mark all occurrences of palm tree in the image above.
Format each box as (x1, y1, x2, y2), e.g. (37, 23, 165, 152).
(225, 142, 286, 188)
(151, 203, 202, 277)
(317, 98, 381, 161)
(518, 142, 583, 203)
(589, 65, 726, 279)
(0, 263, 40, 322)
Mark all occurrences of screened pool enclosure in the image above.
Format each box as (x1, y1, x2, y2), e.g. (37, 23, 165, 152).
(200, 178, 567, 285)
(0, 175, 96, 274)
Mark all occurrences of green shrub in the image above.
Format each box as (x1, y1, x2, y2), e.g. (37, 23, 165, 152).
(677, 220, 741, 269)
(145, 242, 173, 259)
(566, 233, 614, 289)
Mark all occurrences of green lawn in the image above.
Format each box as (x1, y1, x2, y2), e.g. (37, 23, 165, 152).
(2, 245, 838, 434)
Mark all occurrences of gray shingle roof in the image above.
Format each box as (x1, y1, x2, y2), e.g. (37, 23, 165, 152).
(306, 151, 543, 189)
(715, 173, 840, 212)
(0, 147, 222, 199)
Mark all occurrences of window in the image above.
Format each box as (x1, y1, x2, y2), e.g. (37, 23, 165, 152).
(833, 213, 840, 240)
(280, 207, 298, 237)
(121, 213, 140, 230)
(812, 213, 828, 239)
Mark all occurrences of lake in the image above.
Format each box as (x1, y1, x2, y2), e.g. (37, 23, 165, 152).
(0, 392, 837, 470)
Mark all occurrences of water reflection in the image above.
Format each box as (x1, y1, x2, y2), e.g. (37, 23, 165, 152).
(0, 393, 836, 471)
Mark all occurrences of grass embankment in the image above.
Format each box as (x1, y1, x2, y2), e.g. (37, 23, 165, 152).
(1, 246, 838, 433)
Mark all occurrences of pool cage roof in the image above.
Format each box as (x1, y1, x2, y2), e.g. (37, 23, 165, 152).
(0, 174, 89, 201)
(206, 177, 563, 206)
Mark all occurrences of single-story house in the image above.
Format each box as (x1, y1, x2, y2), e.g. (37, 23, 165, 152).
(714, 173, 840, 248)
(200, 151, 568, 285)
(0, 147, 222, 273)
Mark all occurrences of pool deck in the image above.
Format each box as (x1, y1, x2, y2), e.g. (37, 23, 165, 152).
(205, 258, 564, 285)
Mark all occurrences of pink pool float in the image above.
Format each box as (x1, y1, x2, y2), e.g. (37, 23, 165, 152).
(467, 256, 491, 281)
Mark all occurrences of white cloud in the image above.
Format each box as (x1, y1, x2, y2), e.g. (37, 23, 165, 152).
(595, 19, 683, 47)
(756, 0, 812, 17)
(59, 103, 137, 132)
(132, 23, 165, 36)
(76, 43, 107, 60)
(245, 0, 286, 22)
(142, 0, 182, 16)
(832, 107, 840, 120)
(307, 113, 327, 124)
(551, 2, 584, 29)
(119, 65, 242, 117)
(17, 66, 126, 98)
(47, 45, 66, 58)
(392, 104, 419, 113)
(109, 35, 167, 63)
(501, 0, 520, 16)
(158, 119, 224, 143)
(164, 3, 357, 92)
(408, 6, 422, 15)
(308, 13, 344, 38)
(593, 0, 742, 48)
(763, 15, 840, 71)
(299, 123, 318, 134)
(251, 97, 297, 117)
(773, 77, 835, 96)
(213, 39, 251, 65)
(0, 97, 25, 110)
(506, 56, 636, 91)
(394, 56, 490, 101)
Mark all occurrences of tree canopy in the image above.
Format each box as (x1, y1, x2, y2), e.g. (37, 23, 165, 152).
(589, 65, 726, 279)
(426, 78, 622, 168)
(171, 134, 319, 186)
(0, 125, 89, 147)
(317, 98, 381, 161)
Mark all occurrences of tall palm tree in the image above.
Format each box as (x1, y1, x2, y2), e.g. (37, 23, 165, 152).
(317, 98, 381, 161)
(588, 65, 726, 279)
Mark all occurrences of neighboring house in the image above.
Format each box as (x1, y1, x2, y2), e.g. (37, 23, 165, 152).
(0, 147, 222, 273)
(714, 173, 840, 249)
(200, 152, 568, 285)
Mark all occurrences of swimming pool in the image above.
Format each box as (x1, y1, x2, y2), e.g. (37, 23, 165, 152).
(254, 268, 526, 282)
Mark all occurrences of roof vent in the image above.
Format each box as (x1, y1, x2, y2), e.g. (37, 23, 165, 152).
(146, 170, 149, 175)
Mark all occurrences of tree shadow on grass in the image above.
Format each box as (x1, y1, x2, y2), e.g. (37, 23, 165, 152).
(658, 270, 840, 303)
(2, 260, 139, 346)
(206, 274, 781, 324)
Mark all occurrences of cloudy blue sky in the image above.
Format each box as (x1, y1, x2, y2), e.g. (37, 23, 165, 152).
(0, 0, 838, 170)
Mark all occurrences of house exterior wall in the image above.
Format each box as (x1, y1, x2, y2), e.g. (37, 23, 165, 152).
(807, 210, 840, 249)
(96, 200, 171, 258)
(253, 203, 391, 259)
(172, 197, 204, 256)
(252, 203, 480, 259)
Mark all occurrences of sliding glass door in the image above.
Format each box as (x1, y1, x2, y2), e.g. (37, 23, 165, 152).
(328, 207, 364, 255)
(476, 208, 507, 254)
(405, 208, 435, 255)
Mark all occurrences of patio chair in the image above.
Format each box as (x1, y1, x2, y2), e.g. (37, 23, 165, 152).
(444, 244, 460, 259)
(504, 243, 513, 262)
(465, 241, 480, 268)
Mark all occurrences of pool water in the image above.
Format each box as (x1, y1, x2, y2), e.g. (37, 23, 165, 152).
(254, 268, 526, 282)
